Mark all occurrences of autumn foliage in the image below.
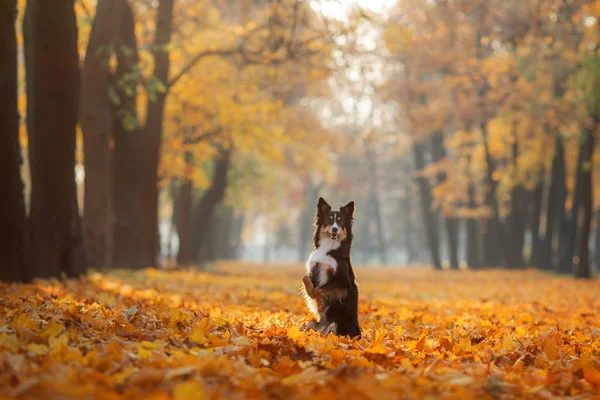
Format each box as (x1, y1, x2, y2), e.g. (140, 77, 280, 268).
(1, 263, 600, 399)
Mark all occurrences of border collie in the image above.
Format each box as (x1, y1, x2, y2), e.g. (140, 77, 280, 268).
(301, 197, 361, 338)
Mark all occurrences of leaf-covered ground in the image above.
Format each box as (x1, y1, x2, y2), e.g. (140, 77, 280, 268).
(1, 263, 600, 399)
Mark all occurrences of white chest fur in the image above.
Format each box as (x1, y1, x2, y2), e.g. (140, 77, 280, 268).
(305, 238, 340, 286)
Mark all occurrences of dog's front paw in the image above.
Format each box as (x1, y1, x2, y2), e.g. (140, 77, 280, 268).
(300, 320, 318, 332)
(324, 322, 338, 336)
(302, 275, 315, 298)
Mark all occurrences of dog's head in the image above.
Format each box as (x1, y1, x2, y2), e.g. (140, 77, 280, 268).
(315, 197, 354, 242)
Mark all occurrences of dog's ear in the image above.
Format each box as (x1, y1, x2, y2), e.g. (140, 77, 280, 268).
(340, 201, 354, 219)
(317, 197, 331, 217)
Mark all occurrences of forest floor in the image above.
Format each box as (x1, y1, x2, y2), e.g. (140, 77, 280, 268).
(1, 263, 600, 399)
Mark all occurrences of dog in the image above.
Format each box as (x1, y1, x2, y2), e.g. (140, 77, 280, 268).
(301, 197, 361, 338)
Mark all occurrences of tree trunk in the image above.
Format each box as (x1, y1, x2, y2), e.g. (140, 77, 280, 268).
(507, 134, 528, 269)
(413, 140, 442, 270)
(230, 214, 244, 259)
(508, 184, 528, 269)
(216, 206, 234, 260)
(480, 121, 509, 268)
(140, 0, 174, 267)
(466, 181, 480, 269)
(81, 0, 124, 269)
(112, 0, 144, 269)
(529, 169, 545, 267)
(445, 218, 460, 270)
(297, 181, 320, 262)
(176, 152, 193, 265)
(403, 179, 416, 264)
(24, 0, 85, 278)
(540, 135, 567, 270)
(196, 212, 217, 265)
(366, 147, 387, 264)
(557, 135, 586, 273)
(574, 129, 595, 279)
(191, 150, 231, 261)
(430, 132, 459, 269)
(0, 0, 29, 282)
(595, 208, 600, 271)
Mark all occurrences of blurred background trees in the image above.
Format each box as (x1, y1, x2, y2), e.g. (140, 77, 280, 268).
(0, 0, 598, 281)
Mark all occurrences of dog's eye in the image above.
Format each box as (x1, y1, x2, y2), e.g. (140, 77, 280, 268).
(328, 216, 333, 220)
(337, 217, 341, 222)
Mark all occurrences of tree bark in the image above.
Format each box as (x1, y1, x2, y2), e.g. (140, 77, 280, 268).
(557, 135, 586, 273)
(230, 214, 245, 259)
(445, 218, 460, 270)
(191, 150, 231, 261)
(0, 0, 29, 282)
(413, 140, 442, 270)
(507, 137, 528, 269)
(81, 0, 124, 268)
(574, 129, 595, 279)
(480, 121, 509, 268)
(23, 0, 85, 278)
(540, 135, 567, 270)
(595, 207, 600, 271)
(176, 152, 193, 265)
(403, 179, 416, 264)
(140, 0, 174, 267)
(216, 206, 234, 260)
(196, 212, 217, 265)
(431, 132, 459, 269)
(529, 169, 545, 267)
(112, 0, 144, 269)
(466, 179, 480, 269)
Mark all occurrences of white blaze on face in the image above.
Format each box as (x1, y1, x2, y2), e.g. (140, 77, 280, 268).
(331, 212, 339, 233)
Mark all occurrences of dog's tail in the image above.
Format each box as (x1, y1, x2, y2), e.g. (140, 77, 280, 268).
(300, 285, 320, 321)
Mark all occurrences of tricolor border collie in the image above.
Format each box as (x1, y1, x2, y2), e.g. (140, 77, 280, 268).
(301, 197, 361, 338)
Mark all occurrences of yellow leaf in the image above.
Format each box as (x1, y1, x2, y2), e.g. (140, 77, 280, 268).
(27, 343, 49, 356)
(41, 320, 64, 338)
(173, 380, 204, 400)
(503, 334, 515, 351)
(287, 325, 303, 339)
(395, 325, 405, 336)
(232, 337, 252, 346)
(137, 347, 153, 360)
(49, 334, 69, 350)
(0, 333, 19, 351)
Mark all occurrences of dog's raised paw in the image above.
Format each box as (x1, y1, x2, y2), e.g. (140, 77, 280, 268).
(302, 275, 315, 298)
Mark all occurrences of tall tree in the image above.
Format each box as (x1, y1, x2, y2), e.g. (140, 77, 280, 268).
(23, 0, 85, 278)
(557, 138, 586, 273)
(190, 149, 232, 262)
(595, 209, 600, 270)
(297, 180, 322, 262)
(0, 0, 29, 282)
(413, 140, 442, 270)
(176, 151, 193, 265)
(574, 129, 596, 279)
(80, 0, 124, 268)
(540, 136, 567, 270)
(431, 132, 459, 270)
(140, 0, 175, 267)
(366, 146, 387, 264)
(529, 171, 545, 267)
(506, 122, 528, 269)
(111, 0, 144, 268)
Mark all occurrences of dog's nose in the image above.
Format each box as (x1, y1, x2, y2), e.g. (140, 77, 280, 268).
(332, 227, 338, 233)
